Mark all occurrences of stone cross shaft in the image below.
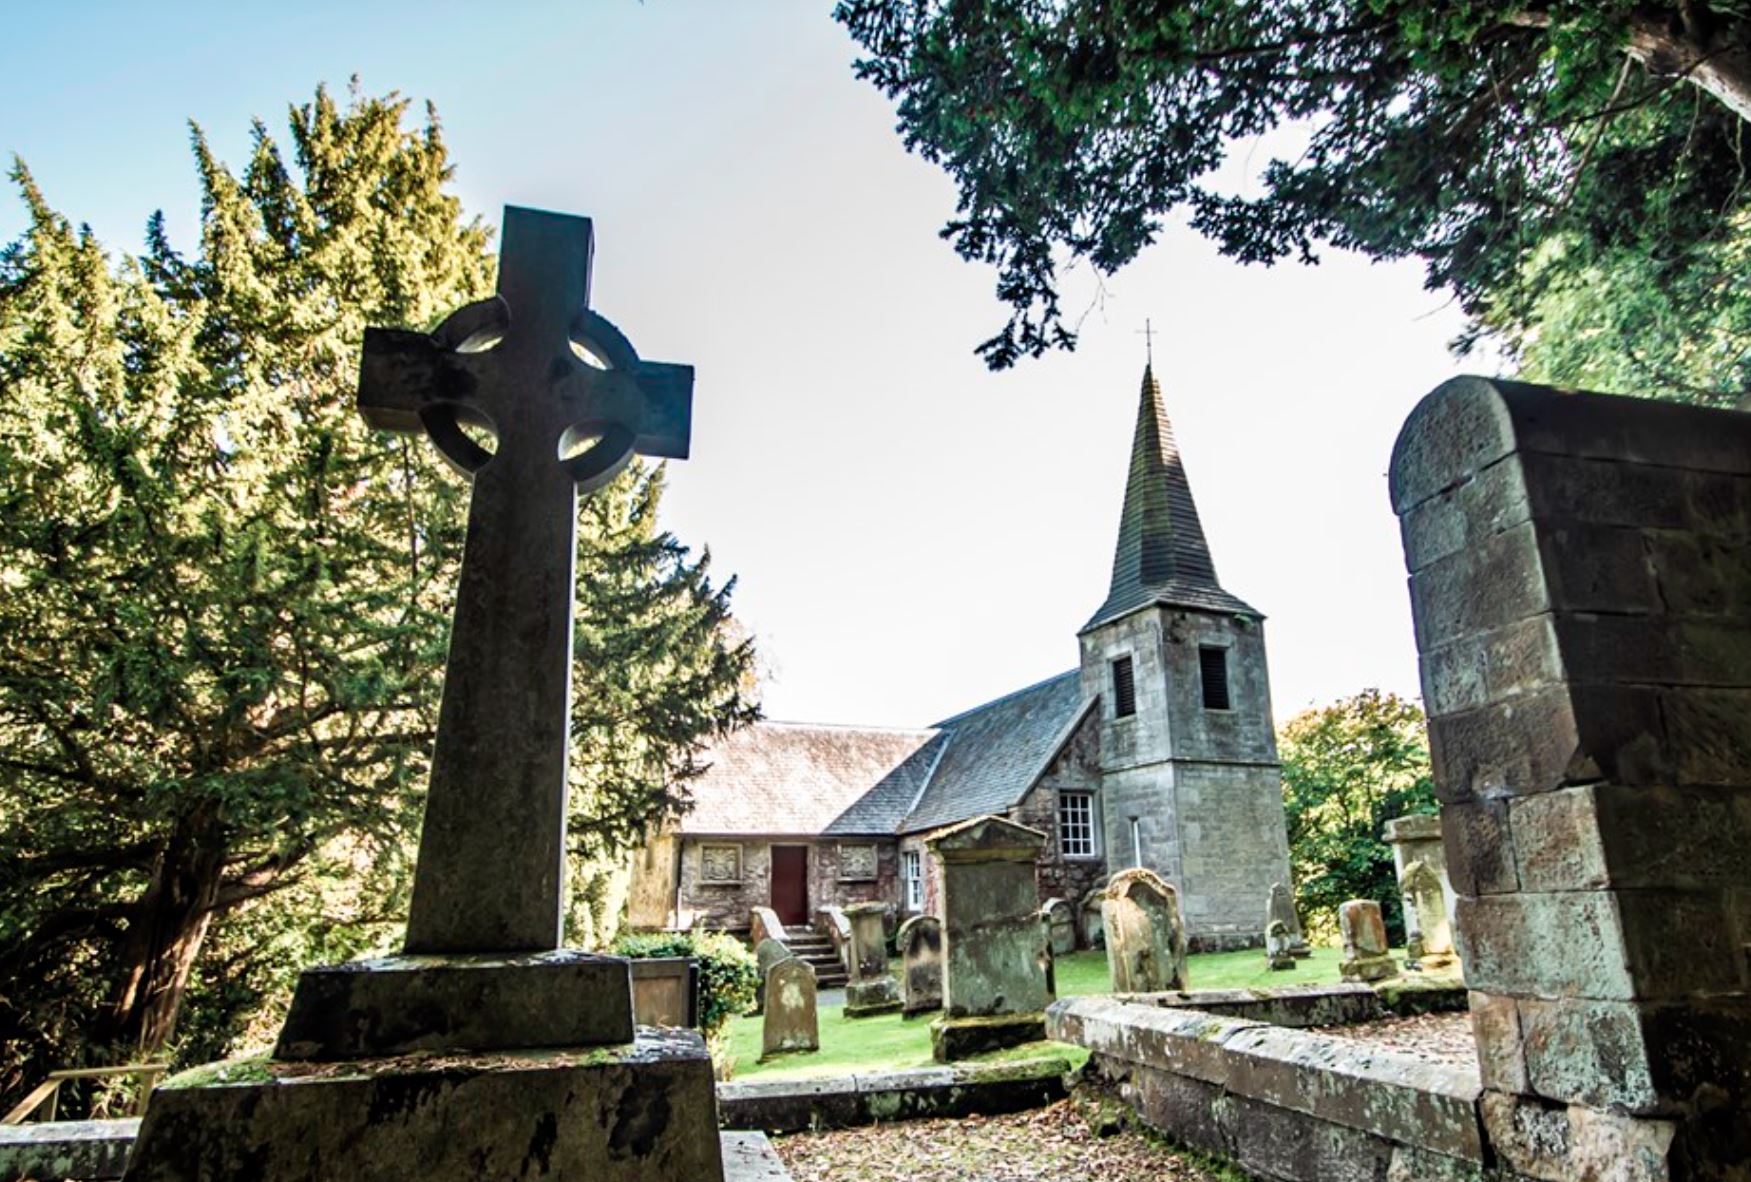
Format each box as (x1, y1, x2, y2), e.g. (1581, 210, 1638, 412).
(358, 206, 692, 954)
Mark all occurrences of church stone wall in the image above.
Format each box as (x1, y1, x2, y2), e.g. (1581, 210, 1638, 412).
(1013, 713, 1109, 913)
(1080, 611, 1173, 771)
(1160, 611, 1278, 764)
(668, 837, 898, 931)
(1174, 762, 1293, 949)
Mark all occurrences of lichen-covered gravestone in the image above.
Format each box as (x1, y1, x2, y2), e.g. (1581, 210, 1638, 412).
(925, 815, 1054, 1061)
(754, 937, 791, 1015)
(1265, 919, 1296, 971)
(1338, 899, 1395, 983)
(842, 901, 901, 1017)
(760, 957, 818, 1061)
(1079, 885, 1106, 949)
(1382, 813, 1457, 970)
(122, 207, 727, 1182)
(1040, 897, 1077, 957)
(1267, 881, 1309, 959)
(1401, 861, 1456, 971)
(1102, 868, 1188, 993)
(896, 914, 943, 1016)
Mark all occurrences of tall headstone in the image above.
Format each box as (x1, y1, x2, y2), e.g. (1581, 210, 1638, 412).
(122, 208, 724, 1182)
(1267, 881, 1310, 959)
(925, 815, 1054, 1060)
(1382, 813, 1456, 967)
(896, 914, 943, 1016)
(842, 901, 900, 1017)
(1101, 867, 1188, 993)
(1338, 899, 1395, 983)
(1401, 861, 1457, 971)
(1392, 376, 1751, 1179)
(760, 957, 819, 1061)
(1041, 897, 1077, 957)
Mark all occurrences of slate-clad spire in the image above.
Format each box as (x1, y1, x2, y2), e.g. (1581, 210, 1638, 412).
(1083, 365, 1258, 631)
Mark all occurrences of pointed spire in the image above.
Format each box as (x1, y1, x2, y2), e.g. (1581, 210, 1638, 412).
(1083, 365, 1258, 632)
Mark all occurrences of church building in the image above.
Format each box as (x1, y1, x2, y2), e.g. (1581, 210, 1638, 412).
(626, 365, 1294, 950)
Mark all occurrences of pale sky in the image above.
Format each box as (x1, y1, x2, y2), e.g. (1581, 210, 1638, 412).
(1, 2, 1498, 728)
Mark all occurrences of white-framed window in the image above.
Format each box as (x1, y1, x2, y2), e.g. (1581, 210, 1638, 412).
(1058, 791, 1098, 858)
(698, 843, 741, 884)
(902, 849, 923, 910)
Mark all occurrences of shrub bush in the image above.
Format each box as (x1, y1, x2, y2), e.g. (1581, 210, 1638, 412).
(612, 930, 758, 1036)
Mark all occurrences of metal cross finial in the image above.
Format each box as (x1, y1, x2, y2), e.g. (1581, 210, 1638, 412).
(355, 206, 694, 955)
(1137, 319, 1155, 366)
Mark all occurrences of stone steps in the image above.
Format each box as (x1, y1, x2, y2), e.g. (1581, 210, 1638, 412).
(783, 933, 847, 987)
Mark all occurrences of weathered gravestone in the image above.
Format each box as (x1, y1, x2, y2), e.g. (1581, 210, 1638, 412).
(1338, 899, 1396, 983)
(760, 957, 819, 1061)
(896, 914, 943, 1016)
(754, 937, 791, 1015)
(843, 901, 901, 1017)
(1079, 884, 1106, 949)
(1102, 867, 1188, 993)
(1401, 860, 1457, 972)
(1391, 376, 1751, 1180)
(1041, 897, 1077, 957)
(1382, 813, 1458, 970)
(1267, 881, 1310, 959)
(1265, 919, 1296, 971)
(121, 207, 725, 1182)
(925, 815, 1054, 1060)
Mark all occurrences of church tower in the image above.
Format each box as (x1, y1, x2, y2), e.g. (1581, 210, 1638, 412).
(1078, 364, 1293, 949)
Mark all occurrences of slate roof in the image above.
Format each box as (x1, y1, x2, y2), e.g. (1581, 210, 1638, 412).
(1083, 365, 1259, 632)
(900, 670, 1094, 835)
(677, 722, 940, 837)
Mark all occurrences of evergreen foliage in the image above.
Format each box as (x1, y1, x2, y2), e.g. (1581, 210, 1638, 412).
(0, 84, 756, 1113)
(1278, 690, 1435, 944)
(836, 0, 1751, 378)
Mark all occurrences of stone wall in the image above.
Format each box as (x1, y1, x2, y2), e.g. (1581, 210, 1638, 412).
(669, 838, 898, 929)
(1391, 376, 1751, 1181)
(1013, 716, 1109, 918)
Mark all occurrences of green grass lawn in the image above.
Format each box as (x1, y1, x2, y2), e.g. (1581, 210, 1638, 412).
(724, 944, 1363, 1081)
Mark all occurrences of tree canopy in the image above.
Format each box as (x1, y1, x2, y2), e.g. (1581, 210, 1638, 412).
(836, 0, 1751, 383)
(1278, 689, 1435, 943)
(0, 84, 756, 1110)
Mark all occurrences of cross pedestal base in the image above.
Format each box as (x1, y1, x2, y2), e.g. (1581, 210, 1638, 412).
(122, 1028, 726, 1182)
(274, 950, 635, 1061)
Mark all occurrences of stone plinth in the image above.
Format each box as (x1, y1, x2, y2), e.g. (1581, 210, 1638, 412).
(1391, 375, 1751, 1180)
(896, 914, 943, 1016)
(1101, 868, 1188, 992)
(925, 815, 1053, 1061)
(842, 902, 900, 1017)
(274, 951, 633, 1060)
(124, 1029, 722, 1182)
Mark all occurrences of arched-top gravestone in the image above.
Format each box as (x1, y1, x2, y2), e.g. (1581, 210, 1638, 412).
(1041, 897, 1077, 957)
(753, 937, 792, 1015)
(896, 914, 943, 1016)
(1101, 867, 1187, 993)
(760, 957, 818, 1061)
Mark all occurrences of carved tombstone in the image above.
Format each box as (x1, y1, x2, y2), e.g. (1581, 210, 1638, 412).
(896, 914, 943, 1016)
(121, 207, 723, 1182)
(753, 937, 791, 1015)
(1265, 920, 1296, 971)
(1382, 813, 1457, 968)
(1402, 861, 1456, 970)
(925, 815, 1053, 1060)
(1339, 899, 1396, 983)
(1041, 897, 1077, 957)
(760, 957, 818, 1061)
(1102, 868, 1188, 993)
(843, 901, 900, 1017)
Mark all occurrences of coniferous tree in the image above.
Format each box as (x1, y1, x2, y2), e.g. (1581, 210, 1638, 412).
(0, 84, 756, 1109)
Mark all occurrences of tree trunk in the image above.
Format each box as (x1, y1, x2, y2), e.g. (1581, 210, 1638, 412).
(1626, 13, 1751, 123)
(100, 805, 228, 1060)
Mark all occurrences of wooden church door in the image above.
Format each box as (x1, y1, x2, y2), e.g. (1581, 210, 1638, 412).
(770, 845, 809, 927)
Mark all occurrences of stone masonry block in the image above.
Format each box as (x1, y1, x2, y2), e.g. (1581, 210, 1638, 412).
(1518, 452, 1692, 532)
(1536, 523, 1663, 615)
(1399, 450, 1532, 572)
(1554, 615, 1751, 689)
(1480, 1092, 1678, 1182)
(1441, 799, 1520, 897)
(1594, 784, 1751, 891)
(1468, 991, 1529, 1094)
(1661, 687, 1751, 786)
(1509, 786, 1609, 893)
(1645, 530, 1751, 617)
(1457, 894, 1634, 1000)
(1409, 521, 1549, 652)
(1420, 615, 1564, 718)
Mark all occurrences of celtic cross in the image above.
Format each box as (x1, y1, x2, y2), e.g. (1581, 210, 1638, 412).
(358, 206, 692, 954)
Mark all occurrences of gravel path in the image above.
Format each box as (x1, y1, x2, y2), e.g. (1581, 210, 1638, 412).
(1308, 1011, 1476, 1063)
(773, 1100, 1235, 1182)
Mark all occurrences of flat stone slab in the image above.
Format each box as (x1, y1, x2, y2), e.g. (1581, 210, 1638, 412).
(1112, 983, 1384, 1028)
(720, 1132, 791, 1181)
(124, 1028, 719, 1182)
(0, 1118, 139, 1182)
(275, 950, 634, 1060)
(716, 1057, 1070, 1134)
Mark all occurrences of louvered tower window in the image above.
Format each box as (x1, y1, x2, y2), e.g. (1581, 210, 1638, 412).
(1111, 656, 1136, 718)
(1199, 645, 1231, 710)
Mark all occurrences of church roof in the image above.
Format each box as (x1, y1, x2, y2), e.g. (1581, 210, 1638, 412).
(900, 670, 1093, 835)
(1083, 365, 1259, 632)
(676, 722, 940, 837)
